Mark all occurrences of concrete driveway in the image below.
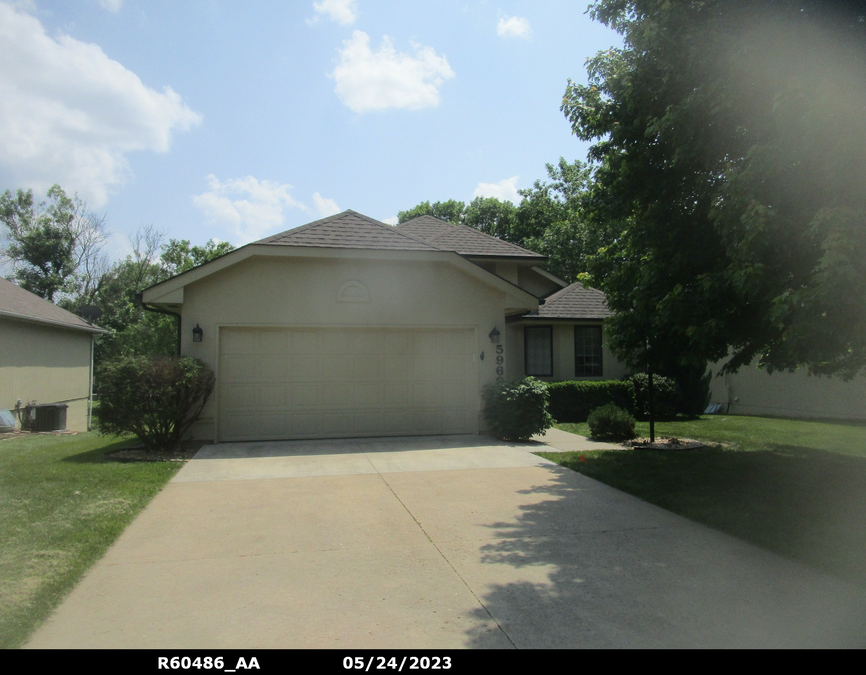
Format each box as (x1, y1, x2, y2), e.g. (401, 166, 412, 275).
(27, 432, 866, 649)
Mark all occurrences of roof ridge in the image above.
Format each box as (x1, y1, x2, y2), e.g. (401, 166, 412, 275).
(398, 214, 543, 257)
(350, 211, 448, 251)
(257, 210, 444, 251)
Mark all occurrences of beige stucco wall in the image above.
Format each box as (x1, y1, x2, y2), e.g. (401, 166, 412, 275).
(0, 318, 92, 431)
(177, 254, 524, 440)
(709, 363, 866, 421)
(506, 322, 629, 382)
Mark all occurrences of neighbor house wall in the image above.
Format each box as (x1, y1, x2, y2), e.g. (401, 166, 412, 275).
(0, 318, 92, 431)
(709, 363, 866, 422)
(178, 254, 522, 440)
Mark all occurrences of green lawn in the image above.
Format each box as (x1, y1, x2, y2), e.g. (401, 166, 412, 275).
(541, 416, 866, 587)
(0, 432, 183, 649)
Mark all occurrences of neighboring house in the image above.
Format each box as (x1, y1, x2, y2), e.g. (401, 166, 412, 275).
(141, 211, 619, 442)
(0, 277, 104, 431)
(708, 363, 866, 422)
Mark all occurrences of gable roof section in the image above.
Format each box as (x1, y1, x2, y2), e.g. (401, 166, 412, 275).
(396, 215, 544, 259)
(257, 210, 439, 251)
(519, 282, 612, 320)
(0, 277, 103, 333)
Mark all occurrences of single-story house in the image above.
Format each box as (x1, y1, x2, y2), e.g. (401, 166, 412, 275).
(0, 276, 104, 431)
(141, 211, 621, 442)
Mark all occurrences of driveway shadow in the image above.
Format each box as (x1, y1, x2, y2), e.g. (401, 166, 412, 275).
(459, 458, 866, 648)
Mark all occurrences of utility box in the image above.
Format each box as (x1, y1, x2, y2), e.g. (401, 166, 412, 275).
(31, 404, 68, 432)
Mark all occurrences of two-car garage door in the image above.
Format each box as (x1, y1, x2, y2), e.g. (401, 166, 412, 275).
(218, 327, 479, 442)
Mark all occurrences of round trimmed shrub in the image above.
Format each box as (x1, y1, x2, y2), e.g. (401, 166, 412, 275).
(482, 377, 553, 441)
(587, 403, 637, 440)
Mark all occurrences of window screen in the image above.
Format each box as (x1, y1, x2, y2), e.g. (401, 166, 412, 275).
(524, 326, 553, 376)
(574, 326, 603, 377)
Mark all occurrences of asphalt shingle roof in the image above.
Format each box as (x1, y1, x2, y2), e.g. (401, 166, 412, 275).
(396, 215, 544, 258)
(256, 210, 440, 251)
(0, 277, 103, 333)
(523, 282, 612, 320)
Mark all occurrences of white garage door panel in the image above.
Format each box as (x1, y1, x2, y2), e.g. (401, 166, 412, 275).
(218, 327, 478, 441)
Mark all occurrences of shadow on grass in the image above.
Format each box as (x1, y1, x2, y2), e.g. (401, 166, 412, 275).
(551, 443, 866, 586)
(460, 445, 866, 648)
(62, 437, 139, 464)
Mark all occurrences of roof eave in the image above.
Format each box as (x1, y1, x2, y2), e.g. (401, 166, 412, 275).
(0, 309, 106, 334)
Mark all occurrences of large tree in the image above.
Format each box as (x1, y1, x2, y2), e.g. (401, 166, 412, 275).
(563, 0, 866, 379)
(0, 185, 108, 303)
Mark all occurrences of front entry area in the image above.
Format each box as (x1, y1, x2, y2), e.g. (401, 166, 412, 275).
(217, 326, 479, 442)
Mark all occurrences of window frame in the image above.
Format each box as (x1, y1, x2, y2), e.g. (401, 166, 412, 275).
(524, 325, 553, 377)
(574, 325, 603, 377)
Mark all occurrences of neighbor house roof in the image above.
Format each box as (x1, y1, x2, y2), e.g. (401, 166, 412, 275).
(396, 215, 545, 259)
(0, 277, 104, 333)
(516, 282, 612, 320)
(256, 210, 439, 251)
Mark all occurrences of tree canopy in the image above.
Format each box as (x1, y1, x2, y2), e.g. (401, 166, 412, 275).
(0, 185, 108, 302)
(563, 0, 866, 378)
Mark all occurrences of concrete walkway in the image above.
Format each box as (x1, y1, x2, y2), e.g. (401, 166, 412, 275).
(27, 432, 866, 649)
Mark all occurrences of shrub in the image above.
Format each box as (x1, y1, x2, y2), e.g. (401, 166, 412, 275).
(587, 403, 637, 440)
(546, 380, 635, 423)
(95, 355, 215, 452)
(482, 377, 553, 441)
(630, 372, 681, 419)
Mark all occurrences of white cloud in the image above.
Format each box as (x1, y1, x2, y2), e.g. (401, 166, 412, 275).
(312, 192, 340, 217)
(331, 30, 455, 113)
(497, 16, 532, 39)
(381, 216, 398, 226)
(98, 0, 123, 12)
(310, 0, 357, 25)
(0, 3, 201, 207)
(473, 176, 522, 204)
(192, 175, 309, 244)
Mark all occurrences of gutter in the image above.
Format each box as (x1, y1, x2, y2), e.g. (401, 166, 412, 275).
(135, 293, 181, 356)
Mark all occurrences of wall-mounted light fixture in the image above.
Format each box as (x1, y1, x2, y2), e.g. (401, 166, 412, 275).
(192, 324, 203, 343)
(488, 327, 500, 344)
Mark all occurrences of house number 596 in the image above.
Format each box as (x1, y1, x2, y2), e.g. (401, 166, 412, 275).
(495, 344, 505, 380)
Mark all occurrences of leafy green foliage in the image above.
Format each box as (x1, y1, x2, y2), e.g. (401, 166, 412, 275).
(95, 356, 215, 452)
(92, 233, 234, 371)
(630, 373, 682, 420)
(0, 185, 106, 302)
(546, 379, 635, 423)
(160, 238, 235, 276)
(586, 403, 637, 440)
(562, 1, 866, 379)
(482, 377, 553, 441)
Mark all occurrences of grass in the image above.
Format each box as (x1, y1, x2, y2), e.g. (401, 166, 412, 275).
(0, 432, 183, 649)
(541, 415, 866, 587)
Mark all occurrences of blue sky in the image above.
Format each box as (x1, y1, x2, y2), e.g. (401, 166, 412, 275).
(0, 0, 621, 258)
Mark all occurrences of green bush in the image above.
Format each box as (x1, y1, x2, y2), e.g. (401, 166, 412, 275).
(630, 372, 681, 419)
(547, 380, 635, 422)
(95, 355, 215, 452)
(482, 377, 553, 441)
(587, 403, 637, 440)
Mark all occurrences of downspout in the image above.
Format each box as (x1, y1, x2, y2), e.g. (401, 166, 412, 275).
(135, 292, 182, 356)
(88, 333, 94, 430)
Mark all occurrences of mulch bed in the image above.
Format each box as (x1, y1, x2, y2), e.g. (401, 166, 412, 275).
(623, 436, 707, 450)
(105, 444, 202, 463)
